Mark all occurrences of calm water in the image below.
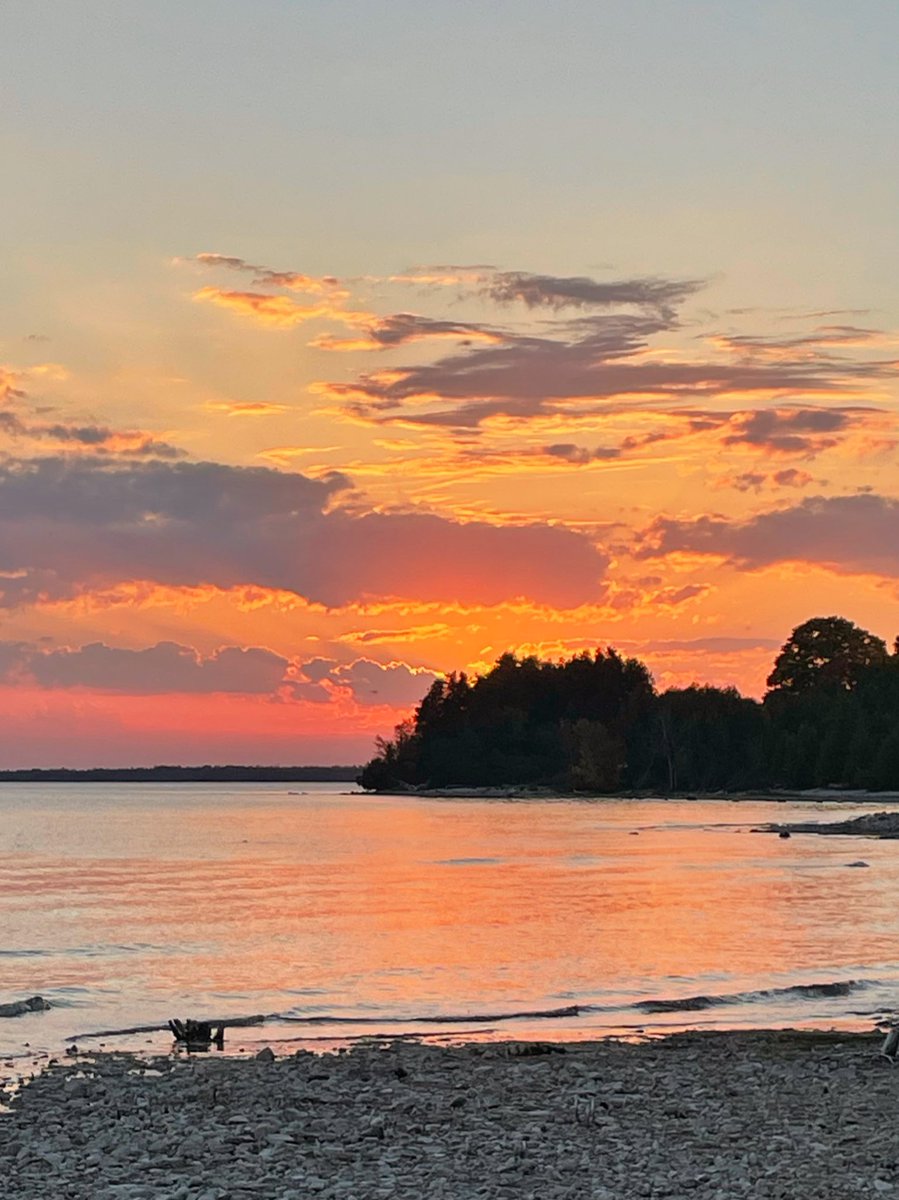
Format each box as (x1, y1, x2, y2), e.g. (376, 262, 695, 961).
(1, 783, 898, 1061)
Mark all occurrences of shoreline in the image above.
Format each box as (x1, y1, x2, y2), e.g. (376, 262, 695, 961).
(379, 785, 899, 802)
(2, 1030, 895, 1198)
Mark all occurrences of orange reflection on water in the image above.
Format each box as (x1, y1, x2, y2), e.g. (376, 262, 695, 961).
(1, 787, 897, 1055)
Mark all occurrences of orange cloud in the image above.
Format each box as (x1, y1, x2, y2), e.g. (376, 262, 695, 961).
(183, 252, 348, 298)
(192, 287, 348, 327)
(338, 623, 453, 645)
(205, 402, 290, 417)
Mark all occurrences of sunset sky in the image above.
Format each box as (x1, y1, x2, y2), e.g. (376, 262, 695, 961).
(2, 1, 898, 766)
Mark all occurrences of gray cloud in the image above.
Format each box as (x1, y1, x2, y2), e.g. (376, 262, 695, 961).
(720, 408, 856, 454)
(0, 639, 439, 709)
(189, 253, 342, 292)
(0, 372, 182, 458)
(330, 312, 891, 431)
(638, 494, 899, 577)
(481, 271, 704, 314)
(327, 659, 439, 707)
(536, 405, 877, 469)
(394, 265, 703, 316)
(299, 657, 339, 683)
(314, 312, 508, 351)
(0, 640, 290, 694)
(712, 324, 886, 357)
(724, 468, 814, 492)
(543, 443, 621, 464)
(0, 457, 608, 609)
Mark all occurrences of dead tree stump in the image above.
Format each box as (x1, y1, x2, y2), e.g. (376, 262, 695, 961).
(168, 1018, 225, 1051)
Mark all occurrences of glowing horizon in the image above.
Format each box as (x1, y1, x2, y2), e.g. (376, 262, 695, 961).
(2, 2, 897, 766)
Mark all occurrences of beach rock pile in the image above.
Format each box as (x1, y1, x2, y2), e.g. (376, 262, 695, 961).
(1, 1032, 897, 1199)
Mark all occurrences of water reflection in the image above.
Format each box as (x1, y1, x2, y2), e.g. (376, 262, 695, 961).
(0, 784, 897, 1057)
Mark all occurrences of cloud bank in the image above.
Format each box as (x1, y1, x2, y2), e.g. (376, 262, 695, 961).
(0, 457, 608, 609)
(639, 493, 899, 576)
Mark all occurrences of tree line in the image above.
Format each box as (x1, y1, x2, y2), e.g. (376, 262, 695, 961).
(0, 765, 360, 783)
(358, 616, 899, 793)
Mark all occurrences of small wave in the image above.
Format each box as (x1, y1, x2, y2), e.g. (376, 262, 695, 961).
(632, 979, 870, 1015)
(434, 857, 502, 866)
(634, 995, 722, 1013)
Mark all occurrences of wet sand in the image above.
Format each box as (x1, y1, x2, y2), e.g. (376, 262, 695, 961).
(2, 1031, 897, 1199)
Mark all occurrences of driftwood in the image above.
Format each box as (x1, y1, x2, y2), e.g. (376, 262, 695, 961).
(168, 1018, 226, 1051)
(69, 1014, 267, 1041)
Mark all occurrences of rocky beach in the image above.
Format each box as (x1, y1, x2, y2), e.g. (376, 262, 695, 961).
(2, 1032, 898, 1199)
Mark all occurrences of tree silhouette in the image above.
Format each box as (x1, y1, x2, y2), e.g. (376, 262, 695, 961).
(766, 616, 888, 696)
(358, 618, 899, 793)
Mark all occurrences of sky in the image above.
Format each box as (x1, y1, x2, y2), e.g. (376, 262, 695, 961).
(1, 0, 898, 766)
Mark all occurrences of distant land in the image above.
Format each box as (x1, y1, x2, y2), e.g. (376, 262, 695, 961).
(0, 765, 361, 783)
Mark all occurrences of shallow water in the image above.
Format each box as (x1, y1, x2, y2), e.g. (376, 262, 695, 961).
(1, 783, 898, 1060)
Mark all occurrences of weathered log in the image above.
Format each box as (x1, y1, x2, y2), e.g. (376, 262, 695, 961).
(69, 1013, 266, 1041)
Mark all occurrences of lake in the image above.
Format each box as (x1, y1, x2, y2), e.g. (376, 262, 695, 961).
(1, 783, 897, 1061)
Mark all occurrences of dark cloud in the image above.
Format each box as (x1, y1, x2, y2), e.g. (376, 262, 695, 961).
(40, 423, 180, 457)
(284, 656, 440, 707)
(720, 407, 855, 455)
(327, 659, 439, 707)
(298, 657, 339, 683)
(286, 679, 332, 704)
(481, 271, 704, 314)
(0, 639, 438, 709)
(723, 468, 814, 492)
(543, 443, 620, 464)
(0, 370, 182, 458)
(189, 253, 342, 294)
(313, 312, 507, 351)
(535, 406, 877, 469)
(328, 312, 891, 430)
(638, 494, 899, 577)
(714, 325, 885, 356)
(393, 266, 703, 316)
(0, 457, 608, 609)
(0, 640, 290, 694)
(773, 468, 814, 488)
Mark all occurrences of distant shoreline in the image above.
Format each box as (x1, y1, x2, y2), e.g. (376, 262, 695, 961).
(0, 765, 360, 783)
(367, 784, 899, 803)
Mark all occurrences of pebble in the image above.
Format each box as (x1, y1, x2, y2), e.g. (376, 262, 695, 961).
(0, 1033, 894, 1199)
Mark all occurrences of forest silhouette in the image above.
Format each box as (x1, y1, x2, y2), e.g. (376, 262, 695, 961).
(359, 616, 899, 793)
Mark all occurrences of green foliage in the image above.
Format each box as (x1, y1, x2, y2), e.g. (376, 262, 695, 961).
(359, 617, 899, 793)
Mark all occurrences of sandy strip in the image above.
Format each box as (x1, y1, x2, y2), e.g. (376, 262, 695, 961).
(1, 1031, 896, 1199)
